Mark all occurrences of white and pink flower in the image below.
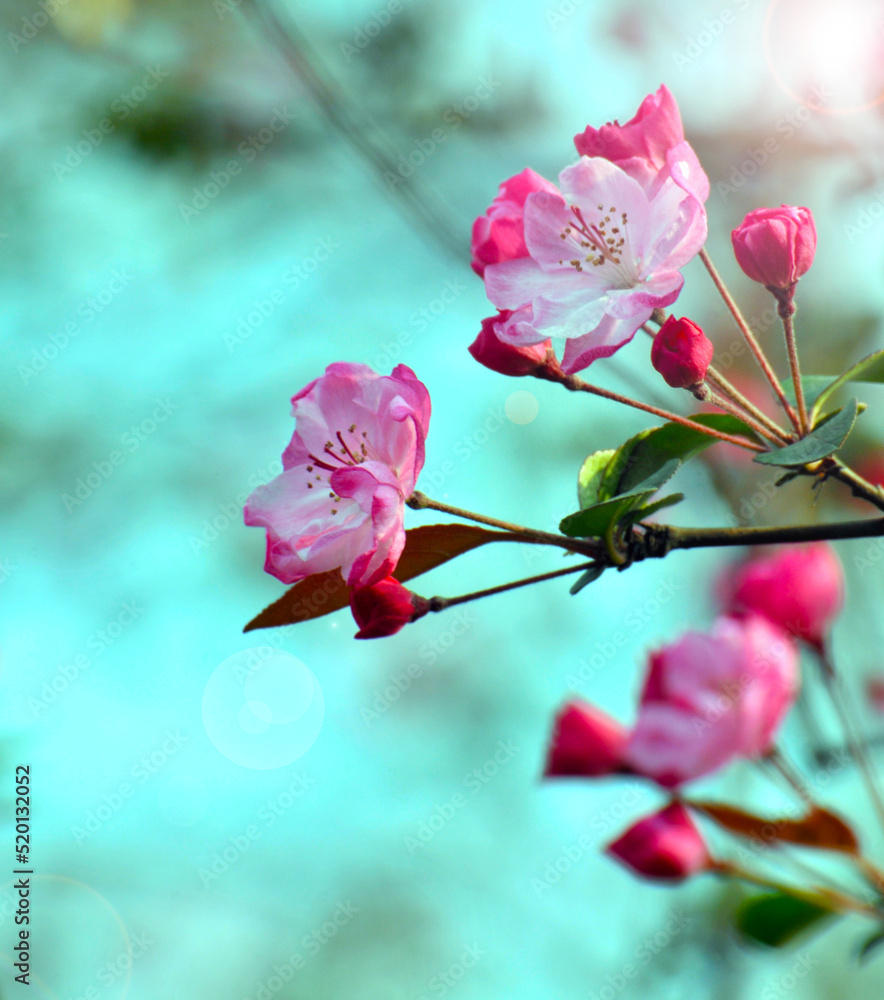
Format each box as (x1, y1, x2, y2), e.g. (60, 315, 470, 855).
(244, 363, 430, 588)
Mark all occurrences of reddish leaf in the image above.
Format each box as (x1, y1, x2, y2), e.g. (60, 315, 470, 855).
(244, 523, 518, 631)
(690, 801, 859, 855)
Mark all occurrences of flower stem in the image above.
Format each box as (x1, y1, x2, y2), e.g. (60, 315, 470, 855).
(427, 560, 601, 612)
(816, 643, 884, 838)
(695, 384, 783, 445)
(665, 517, 884, 551)
(698, 248, 802, 432)
(713, 860, 881, 918)
(538, 364, 765, 452)
(781, 309, 809, 434)
(828, 459, 884, 514)
(704, 366, 793, 444)
(406, 492, 602, 559)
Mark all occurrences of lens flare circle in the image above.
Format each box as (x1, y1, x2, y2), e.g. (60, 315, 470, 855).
(202, 647, 324, 769)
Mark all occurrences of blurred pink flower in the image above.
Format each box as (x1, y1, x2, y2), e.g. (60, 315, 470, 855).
(625, 615, 799, 787)
(244, 363, 430, 587)
(544, 700, 629, 778)
(606, 801, 711, 881)
(719, 543, 844, 651)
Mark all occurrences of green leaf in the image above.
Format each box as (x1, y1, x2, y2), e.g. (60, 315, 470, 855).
(569, 563, 605, 595)
(562, 414, 756, 540)
(577, 450, 616, 509)
(736, 893, 837, 948)
(601, 414, 755, 499)
(622, 493, 685, 526)
(782, 375, 836, 412)
(560, 491, 657, 539)
(781, 349, 884, 423)
(753, 399, 859, 467)
(811, 349, 884, 421)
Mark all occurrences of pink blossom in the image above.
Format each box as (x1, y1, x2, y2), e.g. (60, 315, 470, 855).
(651, 316, 714, 389)
(606, 802, 711, 881)
(544, 701, 629, 778)
(731, 206, 817, 291)
(625, 615, 799, 787)
(719, 543, 844, 651)
(471, 168, 559, 277)
(350, 576, 430, 639)
(483, 156, 707, 372)
(469, 309, 553, 376)
(244, 363, 430, 588)
(574, 84, 709, 201)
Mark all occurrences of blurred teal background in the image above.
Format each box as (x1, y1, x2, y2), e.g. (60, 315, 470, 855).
(5, 0, 884, 996)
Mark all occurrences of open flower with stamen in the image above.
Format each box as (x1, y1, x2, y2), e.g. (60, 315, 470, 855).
(244, 363, 430, 587)
(484, 156, 707, 372)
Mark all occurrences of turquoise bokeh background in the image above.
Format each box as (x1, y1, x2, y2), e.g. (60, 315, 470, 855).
(5, 0, 884, 996)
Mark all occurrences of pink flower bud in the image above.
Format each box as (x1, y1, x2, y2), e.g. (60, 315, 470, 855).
(544, 701, 629, 778)
(625, 615, 799, 787)
(350, 577, 430, 639)
(606, 802, 711, 882)
(650, 316, 714, 388)
(469, 311, 553, 377)
(731, 206, 816, 292)
(471, 168, 559, 277)
(719, 543, 844, 651)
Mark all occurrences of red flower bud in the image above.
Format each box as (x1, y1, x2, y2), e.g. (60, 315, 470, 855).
(731, 205, 816, 293)
(469, 311, 553, 377)
(350, 577, 430, 639)
(650, 316, 713, 388)
(544, 701, 628, 778)
(606, 802, 711, 882)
